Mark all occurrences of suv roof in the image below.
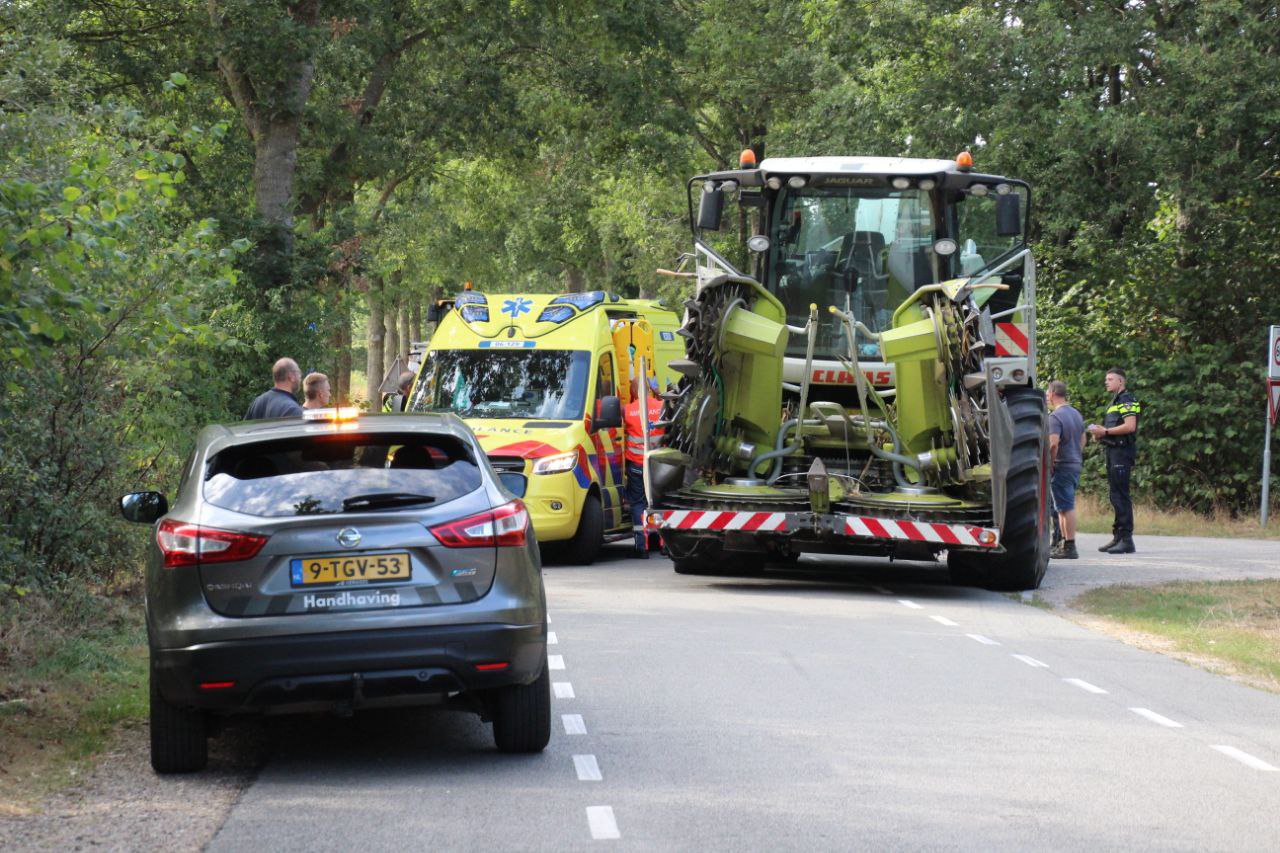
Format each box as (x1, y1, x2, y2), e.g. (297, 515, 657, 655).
(198, 413, 474, 456)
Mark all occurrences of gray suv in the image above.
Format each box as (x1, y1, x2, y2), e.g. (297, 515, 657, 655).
(120, 411, 549, 773)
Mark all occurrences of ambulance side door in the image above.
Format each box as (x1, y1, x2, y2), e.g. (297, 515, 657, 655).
(593, 349, 625, 530)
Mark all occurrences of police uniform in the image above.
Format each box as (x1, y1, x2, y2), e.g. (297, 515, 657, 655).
(623, 391, 664, 555)
(1099, 390, 1140, 550)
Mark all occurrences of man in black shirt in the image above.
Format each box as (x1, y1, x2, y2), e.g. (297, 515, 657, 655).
(1087, 367, 1140, 553)
(244, 358, 304, 420)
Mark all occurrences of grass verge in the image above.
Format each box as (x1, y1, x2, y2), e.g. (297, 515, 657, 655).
(1072, 579, 1280, 693)
(1073, 492, 1280, 540)
(0, 584, 147, 815)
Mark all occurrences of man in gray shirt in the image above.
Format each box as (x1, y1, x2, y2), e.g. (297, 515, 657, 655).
(1047, 379, 1086, 559)
(244, 358, 304, 420)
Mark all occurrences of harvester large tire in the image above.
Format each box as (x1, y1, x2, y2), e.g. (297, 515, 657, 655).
(948, 386, 1051, 591)
(559, 493, 604, 566)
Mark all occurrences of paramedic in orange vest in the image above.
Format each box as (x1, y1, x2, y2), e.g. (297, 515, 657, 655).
(623, 376, 664, 557)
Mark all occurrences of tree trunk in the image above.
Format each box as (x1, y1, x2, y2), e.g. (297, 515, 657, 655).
(565, 265, 586, 293)
(398, 305, 411, 361)
(365, 280, 385, 406)
(336, 316, 352, 405)
(411, 302, 422, 343)
(384, 301, 400, 377)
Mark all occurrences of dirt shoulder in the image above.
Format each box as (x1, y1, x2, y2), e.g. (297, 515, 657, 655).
(1, 724, 260, 852)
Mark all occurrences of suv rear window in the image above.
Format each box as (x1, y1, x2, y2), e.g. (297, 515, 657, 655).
(203, 433, 481, 517)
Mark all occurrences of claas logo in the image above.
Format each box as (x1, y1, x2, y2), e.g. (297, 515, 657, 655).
(812, 368, 893, 386)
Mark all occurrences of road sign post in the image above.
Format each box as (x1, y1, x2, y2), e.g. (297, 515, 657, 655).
(1263, 326, 1280, 527)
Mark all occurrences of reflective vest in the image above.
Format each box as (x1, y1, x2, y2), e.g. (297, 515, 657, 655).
(623, 396, 664, 465)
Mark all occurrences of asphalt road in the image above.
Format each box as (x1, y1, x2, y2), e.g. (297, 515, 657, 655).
(208, 536, 1280, 851)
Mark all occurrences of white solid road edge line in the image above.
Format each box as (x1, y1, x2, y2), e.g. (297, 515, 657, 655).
(1063, 677, 1109, 694)
(548, 654, 565, 670)
(574, 754, 603, 781)
(1129, 707, 1184, 728)
(898, 599, 924, 610)
(547, 631, 558, 645)
(1212, 745, 1280, 772)
(967, 633, 1000, 645)
(1011, 654, 1049, 668)
(586, 806, 621, 840)
(553, 681, 575, 699)
(930, 614, 959, 627)
(563, 714, 587, 735)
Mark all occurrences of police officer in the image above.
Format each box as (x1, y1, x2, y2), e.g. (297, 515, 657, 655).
(1087, 367, 1140, 554)
(623, 376, 663, 558)
(382, 370, 416, 413)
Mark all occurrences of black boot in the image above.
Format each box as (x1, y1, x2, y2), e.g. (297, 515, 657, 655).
(1051, 540, 1079, 560)
(1098, 534, 1120, 552)
(1106, 536, 1135, 554)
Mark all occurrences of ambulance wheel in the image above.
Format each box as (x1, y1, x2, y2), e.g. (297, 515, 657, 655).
(560, 493, 603, 565)
(980, 386, 1051, 592)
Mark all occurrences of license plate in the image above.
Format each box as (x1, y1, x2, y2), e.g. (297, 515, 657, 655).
(290, 552, 412, 586)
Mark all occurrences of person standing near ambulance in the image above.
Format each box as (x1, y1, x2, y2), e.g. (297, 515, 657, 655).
(624, 376, 664, 557)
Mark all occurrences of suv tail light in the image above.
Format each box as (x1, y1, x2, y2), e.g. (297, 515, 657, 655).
(429, 500, 529, 548)
(156, 519, 268, 568)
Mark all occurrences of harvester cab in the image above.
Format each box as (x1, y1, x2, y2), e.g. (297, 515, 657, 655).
(649, 152, 1051, 590)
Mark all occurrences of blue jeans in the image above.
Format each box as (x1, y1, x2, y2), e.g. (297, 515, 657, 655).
(1051, 467, 1081, 513)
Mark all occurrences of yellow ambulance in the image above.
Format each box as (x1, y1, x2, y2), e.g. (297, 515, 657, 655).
(408, 290, 683, 563)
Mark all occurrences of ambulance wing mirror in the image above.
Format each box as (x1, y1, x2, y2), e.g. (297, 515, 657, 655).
(595, 396, 623, 430)
(427, 302, 444, 323)
(697, 184, 725, 232)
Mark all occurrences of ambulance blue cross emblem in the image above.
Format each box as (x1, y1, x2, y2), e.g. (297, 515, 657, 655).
(502, 298, 533, 319)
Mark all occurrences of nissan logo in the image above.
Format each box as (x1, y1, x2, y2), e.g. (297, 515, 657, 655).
(336, 527, 362, 548)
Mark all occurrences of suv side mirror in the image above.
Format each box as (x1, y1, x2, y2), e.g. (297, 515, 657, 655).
(120, 491, 168, 524)
(697, 185, 725, 232)
(996, 193, 1022, 237)
(595, 395, 623, 430)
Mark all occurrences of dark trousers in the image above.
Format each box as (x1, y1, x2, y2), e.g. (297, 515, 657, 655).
(625, 463, 647, 551)
(1106, 454, 1134, 537)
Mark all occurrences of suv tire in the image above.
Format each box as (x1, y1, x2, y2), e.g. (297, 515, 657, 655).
(491, 662, 551, 753)
(150, 671, 207, 774)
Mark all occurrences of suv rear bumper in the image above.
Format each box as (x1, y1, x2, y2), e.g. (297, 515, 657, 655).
(152, 622, 545, 713)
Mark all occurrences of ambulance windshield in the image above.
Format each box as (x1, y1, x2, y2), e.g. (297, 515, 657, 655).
(409, 349, 591, 420)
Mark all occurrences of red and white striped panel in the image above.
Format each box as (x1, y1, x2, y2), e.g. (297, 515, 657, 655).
(654, 510, 787, 532)
(843, 516, 999, 548)
(994, 322, 1029, 357)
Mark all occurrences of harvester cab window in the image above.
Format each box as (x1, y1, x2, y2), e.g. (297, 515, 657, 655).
(771, 187, 936, 359)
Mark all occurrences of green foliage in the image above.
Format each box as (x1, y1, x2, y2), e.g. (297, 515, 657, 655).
(0, 34, 245, 585)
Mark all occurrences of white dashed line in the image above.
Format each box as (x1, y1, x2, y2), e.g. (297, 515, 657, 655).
(574, 754, 603, 781)
(967, 633, 1000, 645)
(548, 654, 565, 670)
(872, 586, 892, 595)
(553, 681, 575, 699)
(1212, 745, 1279, 772)
(1064, 678, 1108, 694)
(586, 805, 620, 840)
(548, 631, 559, 645)
(1129, 707, 1183, 728)
(1012, 654, 1049, 668)
(898, 599, 924, 610)
(930, 615, 959, 627)
(563, 714, 587, 735)
(546, 614, 551, 623)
